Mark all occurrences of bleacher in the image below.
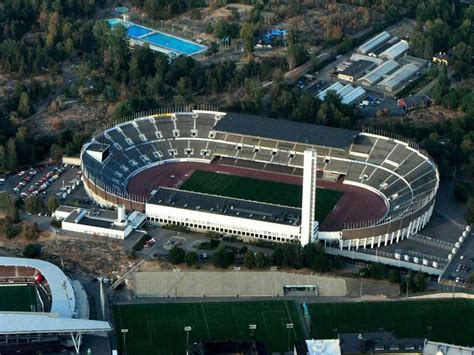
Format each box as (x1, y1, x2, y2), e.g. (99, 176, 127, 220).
(82, 114, 438, 230)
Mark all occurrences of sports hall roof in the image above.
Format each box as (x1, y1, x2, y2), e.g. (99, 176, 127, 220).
(148, 188, 302, 226)
(0, 257, 75, 318)
(215, 113, 358, 149)
(0, 312, 111, 335)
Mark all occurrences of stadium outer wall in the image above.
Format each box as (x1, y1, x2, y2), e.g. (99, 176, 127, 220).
(81, 109, 439, 251)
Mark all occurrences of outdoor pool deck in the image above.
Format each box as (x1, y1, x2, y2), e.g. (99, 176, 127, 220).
(107, 18, 207, 57)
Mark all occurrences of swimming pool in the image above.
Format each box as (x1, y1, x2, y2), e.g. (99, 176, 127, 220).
(145, 32, 206, 56)
(106, 18, 207, 56)
(127, 25, 152, 38)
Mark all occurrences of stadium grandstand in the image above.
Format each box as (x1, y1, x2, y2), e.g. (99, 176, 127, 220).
(81, 108, 439, 255)
(0, 257, 111, 353)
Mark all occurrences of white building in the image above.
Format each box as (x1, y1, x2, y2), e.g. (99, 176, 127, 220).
(59, 205, 146, 239)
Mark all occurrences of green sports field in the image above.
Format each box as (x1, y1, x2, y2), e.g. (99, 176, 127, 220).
(180, 170, 343, 222)
(0, 284, 38, 312)
(113, 301, 305, 354)
(307, 299, 474, 346)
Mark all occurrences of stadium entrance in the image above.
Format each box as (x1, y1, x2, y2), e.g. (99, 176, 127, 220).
(283, 284, 318, 296)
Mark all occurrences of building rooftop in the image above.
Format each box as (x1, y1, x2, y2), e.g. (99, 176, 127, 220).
(215, 113, 358, 150)
(63, 208, 125, 230)
(339, 60, 374, 77)
(295, 339, 341, 355)
(339, 332, 425, 353)
(423, 341, 474, 355)
(0, 312, 111, 335)
(148, 187, 302, 226)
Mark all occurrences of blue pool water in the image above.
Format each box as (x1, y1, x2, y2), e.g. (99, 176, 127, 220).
(145, 32, 206, 55)
(106, 18, 207, 56)
(127, 25, 152, 38)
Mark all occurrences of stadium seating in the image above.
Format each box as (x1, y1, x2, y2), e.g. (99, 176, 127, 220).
(82, 113, 438, 236)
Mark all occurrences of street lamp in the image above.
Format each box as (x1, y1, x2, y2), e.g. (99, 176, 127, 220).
(184, 326, 192, 348)
(121, 328, 128, 354)
(286, 323, 293, 351)
(249, 324, 257, 337)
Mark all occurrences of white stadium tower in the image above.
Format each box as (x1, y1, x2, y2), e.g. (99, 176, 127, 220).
(301, 150, 318, 246)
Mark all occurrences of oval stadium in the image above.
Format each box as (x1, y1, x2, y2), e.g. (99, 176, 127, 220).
(80, 109, 439, 251)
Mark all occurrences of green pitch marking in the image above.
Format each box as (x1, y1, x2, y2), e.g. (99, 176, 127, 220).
(0, 285, 38, 312)
(180, 170, 343, 222)
(113, 301, 305, 355)
(306, 299, 474, 346)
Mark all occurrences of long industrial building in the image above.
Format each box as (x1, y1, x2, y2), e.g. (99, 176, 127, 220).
(358, 59, 400, 86)
(377, 63, 420, 92)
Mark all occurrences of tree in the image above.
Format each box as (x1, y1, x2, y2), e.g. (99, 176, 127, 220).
(243, 250, 256, 269)
(303, 243, 330, 272)
(24, 195, 43, 214)
(240, 22, 256, 55)
(465, 197, 474, 224)
(287, 43, 308, 70)
(255, 252, 268, 269)
(5, 139, 17, 171)
(18, 92, 31, 117)
(185, 251, 198, 266)
(23, 243, 41, 258)
(22, 222, 40, 240)
(454, 183, 469, 203)
(3, 218, 16, 239)
(169, 246, 185, 264)
(388, 270, 401, 283)
(212, 245, 234, 269)
(47, 196, 59, 213)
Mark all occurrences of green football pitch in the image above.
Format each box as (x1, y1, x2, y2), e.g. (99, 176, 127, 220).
(0, 284, 38, 312)
(113, 301, 305, 354)
(180, 170, 343, 222)
(307, 299, 474, 346)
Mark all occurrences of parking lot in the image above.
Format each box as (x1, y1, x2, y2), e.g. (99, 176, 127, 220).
(0, 164, 86, 213)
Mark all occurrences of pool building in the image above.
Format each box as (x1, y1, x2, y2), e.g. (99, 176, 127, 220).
(107, 18, 207, 58)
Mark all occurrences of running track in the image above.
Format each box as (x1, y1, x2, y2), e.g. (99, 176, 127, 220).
(127, 161, 387, 231)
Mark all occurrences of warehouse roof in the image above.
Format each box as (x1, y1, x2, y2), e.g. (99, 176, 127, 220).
(378, 63, 419, 91)
(358, 31, 391, 54)
(379, 40, 409, 60)
(215, 113, 358, 149)
(358, 59, 400, 86)
(339, 60, 374, 77)
(148, 187, 302, 226)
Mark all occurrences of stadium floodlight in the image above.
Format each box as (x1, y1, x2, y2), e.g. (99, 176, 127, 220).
(121, 329, 129, 355)
(184, 326, 192, 347)
(286, 323, 294, 351)
(249, 324, 257, 337)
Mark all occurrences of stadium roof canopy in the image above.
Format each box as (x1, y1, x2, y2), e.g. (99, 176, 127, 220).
(148, 187, 302, 226)
(0, 257, 75, 318)
(215, 113, 358, 149)
(0, 312, 111, 335)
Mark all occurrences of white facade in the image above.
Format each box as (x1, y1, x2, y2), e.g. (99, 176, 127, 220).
(145, 203, 301, 243)
(301, 150, 317, 246)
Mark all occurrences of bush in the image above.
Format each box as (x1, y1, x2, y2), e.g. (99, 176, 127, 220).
(169, 246, 185, 264)
(212, 246, 235, 269)
(23, 243, 41, 258)
(185, 251, 198, 266)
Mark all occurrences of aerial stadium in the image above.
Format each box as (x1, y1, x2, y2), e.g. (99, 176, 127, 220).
(0, 257, 111, 353)
(80, 108, 439, 252)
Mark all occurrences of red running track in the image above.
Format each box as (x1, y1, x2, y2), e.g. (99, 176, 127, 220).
(127, 161, 387, 231)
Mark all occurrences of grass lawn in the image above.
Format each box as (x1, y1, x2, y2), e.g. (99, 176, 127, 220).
(0, 284, 38, 312)
(113, 301, 305, 355)
(180, 170, 343, 222)
(307, 299, 474, 346)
